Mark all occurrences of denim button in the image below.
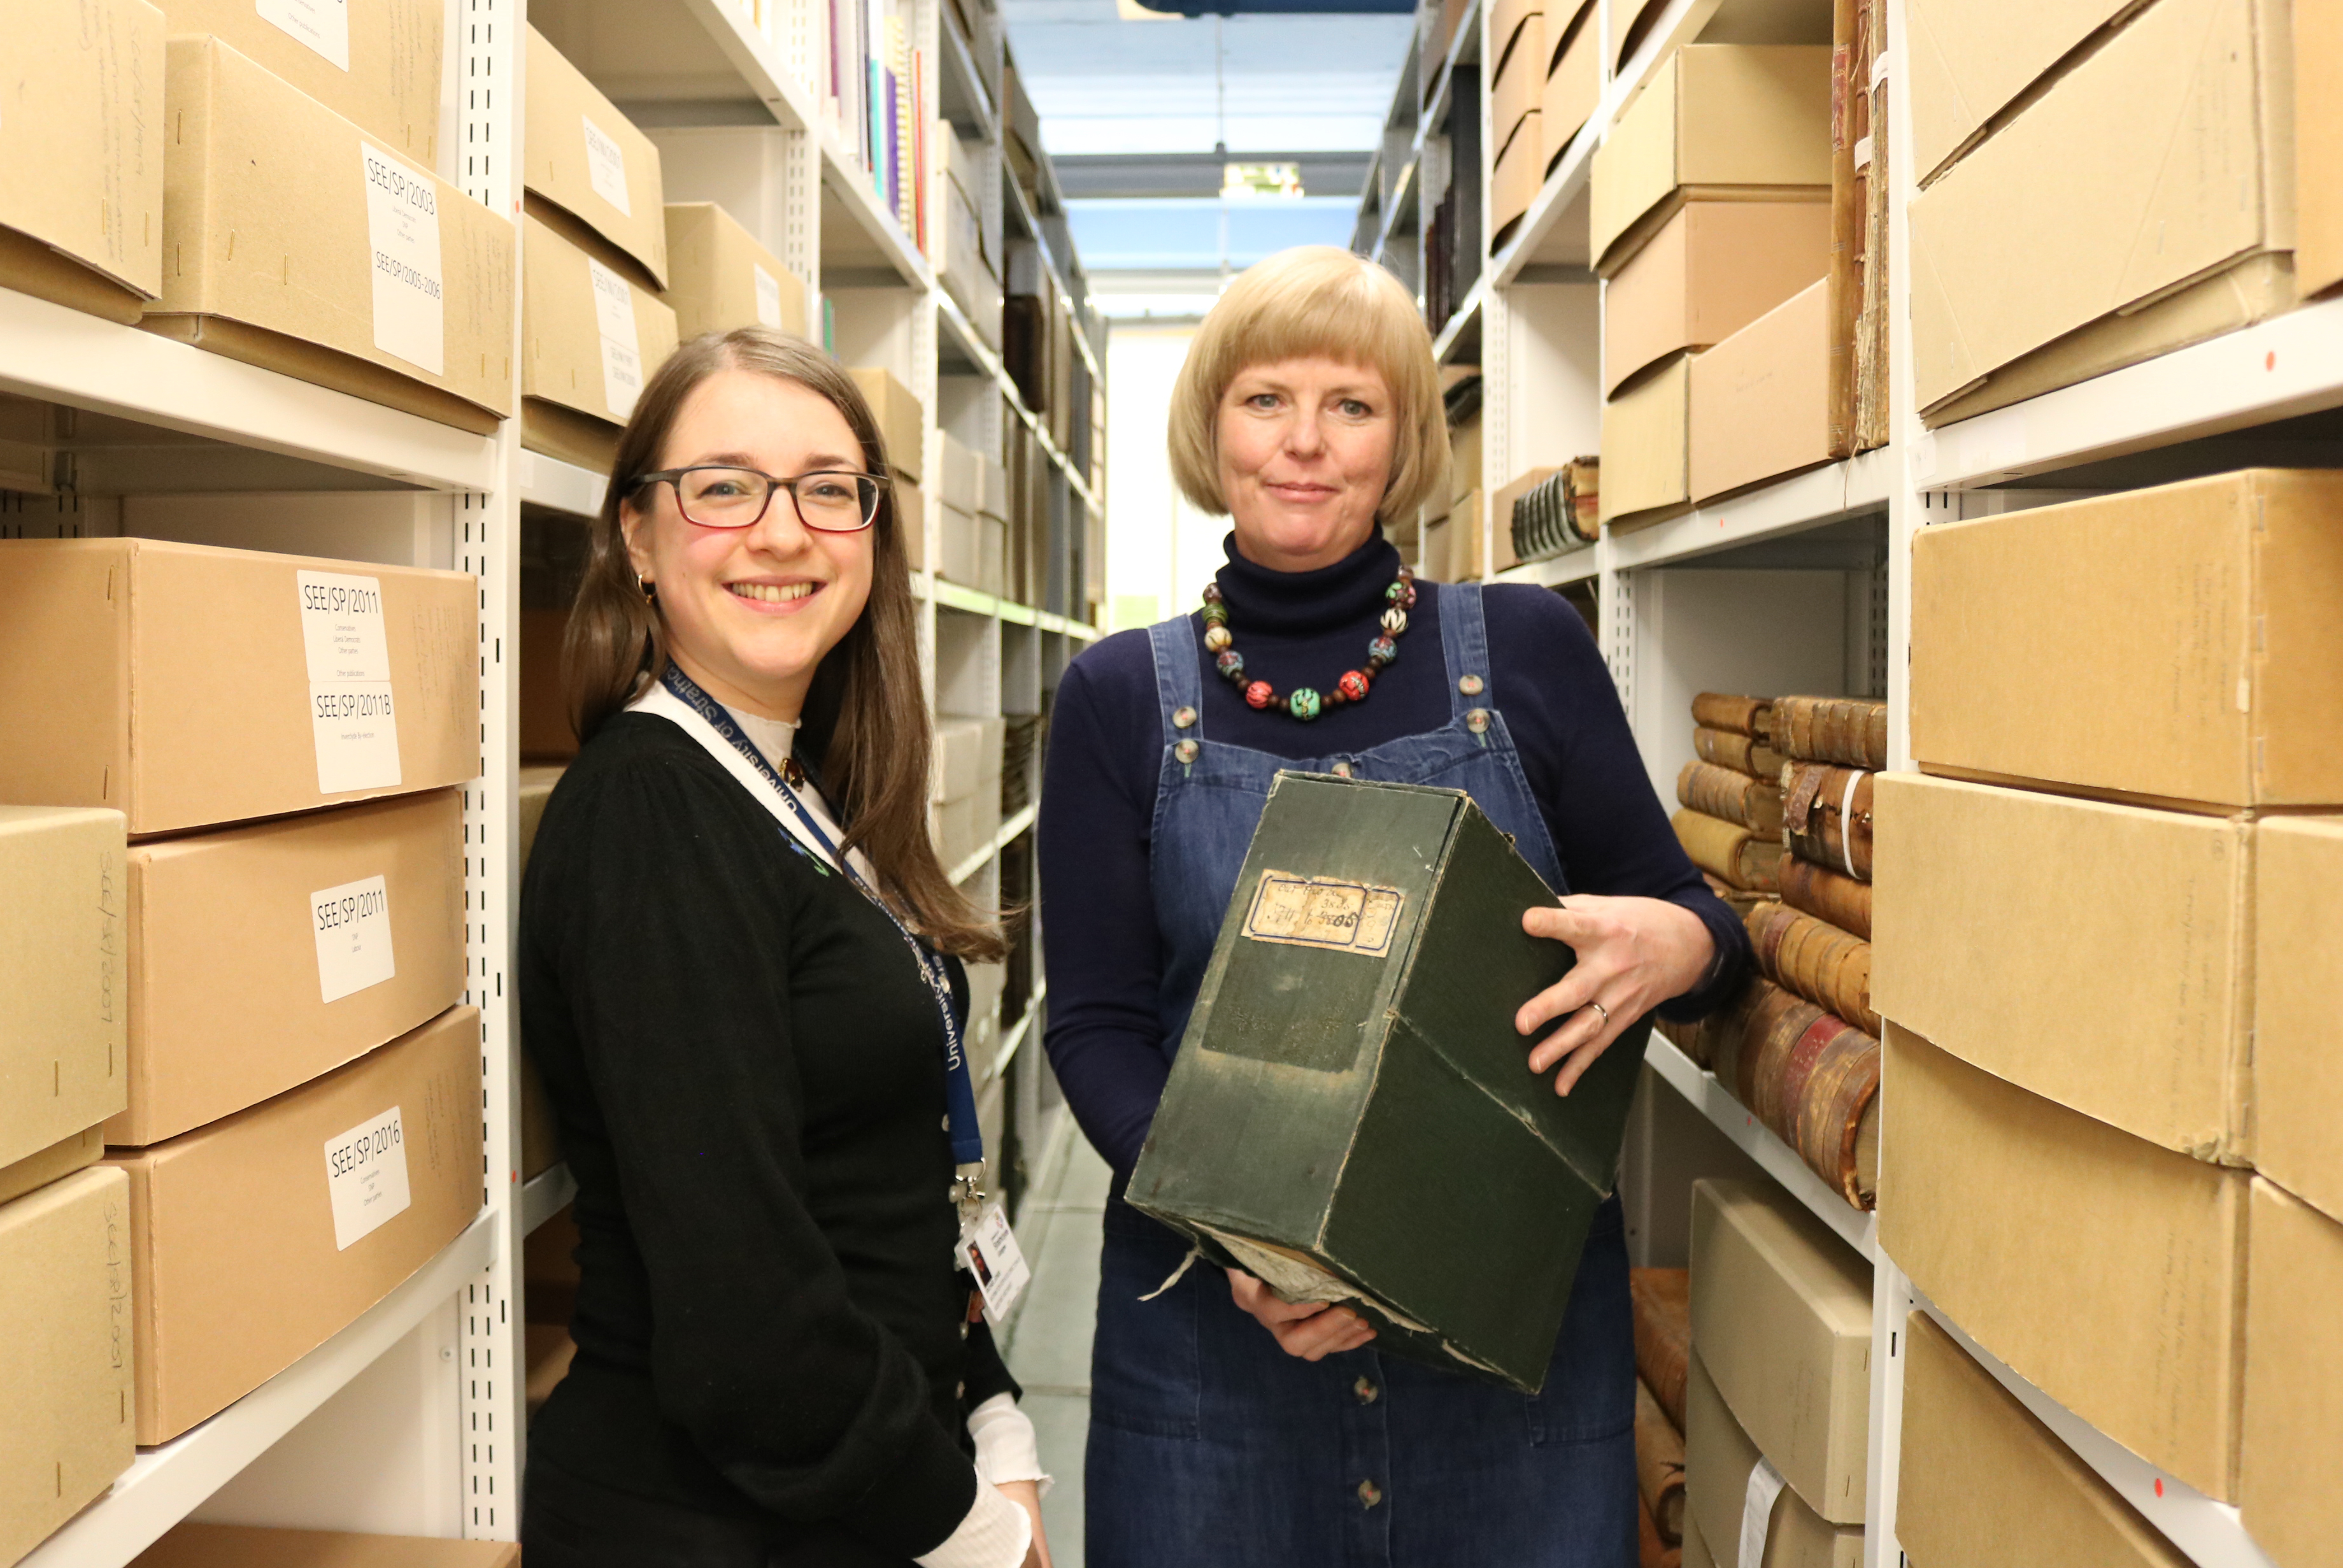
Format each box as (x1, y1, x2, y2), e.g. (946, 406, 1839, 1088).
(1467, 708, 1492, 734)
(1357, 1479, 1383, 1508)
(1353, 1375, 1379, 1405)
(1332, 761, 1354, 778)
(1172, 706, 1197, 729)
(1458, 673, 1485, 695)
(1175, 739, 1199, 764)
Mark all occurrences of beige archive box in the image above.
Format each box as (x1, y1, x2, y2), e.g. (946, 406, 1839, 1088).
(663, 203, 808, 343)
(849, 368, 927, 483)
(1598, 352, 1690, 528)
(162, 0, 443, 167)
(1604, 199, 1828, 396)
(1684, 1353, 1860, 1568)
(106, 1006, 481, 1444)
(0, 809, 127, 1184)
(1897, 1313, 2190, 1568)
(1491, 111, 1545, 245)
(0, 538, 477, 836)
(0, 1167, 135, 1568)
(132, 1523, 521, 1568)
(2241, 1179, 2343, 1568)
(2255, 818, 2343, 1225)
(1687, 278, 1831, 502)
(1879, 1025, 2247, 1504)
(2303, 0, 2343, 299)
(1690, 1179, 1870, 1525)
(114, 790, 467, 1148)
(0, 0, 165, 325)
(1541, 1, 1602, 158)
(1911, 0, 2300, 425)
(150, 38, 515, 432)
(1904, 0, 2134, 183)
(523, 26, 668, 289)
(0, 1130, 106, 1213)
(1589, 45, 1832, 273)
(1909, 471, 2343, 808)
(1490, 0, 1546, 161)
(522, 211, 681, 474)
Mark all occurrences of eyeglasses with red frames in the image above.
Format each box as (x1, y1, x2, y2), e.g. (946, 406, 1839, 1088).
(632, 466, 889, 532)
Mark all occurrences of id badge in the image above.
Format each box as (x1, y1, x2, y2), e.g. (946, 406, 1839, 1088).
(962, 1204, 1032, 1325)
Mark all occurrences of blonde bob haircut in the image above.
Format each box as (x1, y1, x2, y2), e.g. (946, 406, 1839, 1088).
(1169, 246, 1450, 526)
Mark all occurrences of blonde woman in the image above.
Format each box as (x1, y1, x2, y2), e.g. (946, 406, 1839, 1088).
(1036, 250, 1748, 1565)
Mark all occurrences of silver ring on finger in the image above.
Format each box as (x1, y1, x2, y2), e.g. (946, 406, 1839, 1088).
(1586, 1001, 1610, 1027)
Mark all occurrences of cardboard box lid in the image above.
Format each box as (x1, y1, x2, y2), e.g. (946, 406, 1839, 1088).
(1690, 1178, 1871, 1525)
(1878, 1025, 2247, 1502)
(848, 367, 927, 483)
(1684, 1351, 1863, 1568)
(1492, 111, 1546, 239)
(662, 202, 808, 342)
(1909, 471, 2343, 807)
(2252, 819, 2343, 1225)
(1909, 0, 2288, 417)
(523, 26, 668, 288)
(1898, 1312, 2191, 1568)
(1492, 12, 1549, 146)
(1905, 0, 2135, 183)
(0, 807, 128, 1171)
(1, 0, 164, 298)
(2300, 0, 2343, 300)
(522, 210, 682, 429)
(131, 1523, 520, 1567)
(1540, 14, 1604, 171)
(1607, 200, 1830, 396)
(1598, 352, 1691, 525)
(160, 0, 443, 169)
(1686, 276, 1832, 502)
(2240, 1179, 2343, 1568)
(0, 1127, 105, 1211)
(1491, 0, 1547, 80)
(0, 1165, 134, 1568)
(1872, 773, 2251, 1162)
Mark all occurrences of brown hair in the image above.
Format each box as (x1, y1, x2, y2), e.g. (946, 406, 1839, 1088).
(565, 327, 1006, 962)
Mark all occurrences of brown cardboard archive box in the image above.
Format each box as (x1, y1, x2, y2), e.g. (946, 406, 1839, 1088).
(1604, 199, 1829, 395)
(1910, 0, 2300, 425)
(132, 1522, 521, 1567)
(1589, 46, 1832, 273)
(518, 607, 580, 761)
(150, 38, 516, 433)
(0, 1167, 135, 1568)
(1598, 352, 1690, 527)
(0, 808, 128, 1187)
(114, 790, 467, 1147)
(523, 26, 668, 289)
(1904, 0, 2135, 182)
(106, 1006, 481, 1444)
(2240, 1179, 2343, 1568)
(1879, 1025, 2247, 1503)
(1870, 773, 2253, 1163)
(1897, 1312, 2190, 1568)
(0, 0, 165, 325)
(0, 538, 478, 836)
(1909, 471, 2343, 808)
(1490, 0, 1546, 166)
(1687, 278, 1831, 502)
(522, 211, 682, 473)
(161, 0, 445, 167)
(664, 203, 809, 342)
(1541, 1, 1602, 159)
(1684, 1352, 1862, 1567)
(849, 368, 927, 484)
(2253, 818, 2343, 1225)
(2302, 0, 2343, 299)
(1690, 1179, 1869, 1525)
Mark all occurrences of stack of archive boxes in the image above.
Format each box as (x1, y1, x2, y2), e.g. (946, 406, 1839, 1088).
(939, 432, 1011, 598)
(0, 537, 485, 1559)
(1875, 471, 2343, 1564)
(936, 124, 1005, 353)
(1486, 0, 1604, 250)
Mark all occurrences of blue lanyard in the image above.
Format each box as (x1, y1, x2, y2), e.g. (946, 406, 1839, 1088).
(659, 665, 986, 1176)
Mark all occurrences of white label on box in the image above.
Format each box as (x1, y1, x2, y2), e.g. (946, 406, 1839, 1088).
(588, 257, 646, 419)
(583, 116, 632, 215)
(324, 1106, 411, 1250)
(754, 264, 783, 328)
(963, 1204, 1030, 1325)
(255, 0, 352, 69)
(359, 143, 445, 375)
(297, 571, 404, 794)
(311, 873, 397, 1003)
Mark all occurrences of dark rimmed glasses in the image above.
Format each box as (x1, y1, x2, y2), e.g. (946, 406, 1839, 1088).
(633, 466, 888, 532)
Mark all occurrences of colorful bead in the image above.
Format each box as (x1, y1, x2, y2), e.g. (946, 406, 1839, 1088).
(1458, 673, 1485, 695)
(1338, 669, 1371, 701)
(1202, 602, 1228, 626)
(1381, 607, 1408, 636)
(1244, 681, 1274, 710)
(1385, 580, 1407, 603)
(1204, 624, 1232, 652)
(1172, 706, 1197, 729)
(1201, 583, 1223, 604)
(1288, 687, 1323, 721)
(1216, 649, 1246, 680)
(1369, 635, 1398, 663)
(1201, 571, 1410, 723)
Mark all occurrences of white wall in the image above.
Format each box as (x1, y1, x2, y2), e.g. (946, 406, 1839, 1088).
(1102, 322, 1228, 634)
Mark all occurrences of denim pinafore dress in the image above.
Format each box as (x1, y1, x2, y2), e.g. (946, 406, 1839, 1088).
(1085, 583, 1638, 1568)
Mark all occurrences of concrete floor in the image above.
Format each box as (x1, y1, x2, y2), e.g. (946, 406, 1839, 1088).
(1001, 1121, 1114, 1568)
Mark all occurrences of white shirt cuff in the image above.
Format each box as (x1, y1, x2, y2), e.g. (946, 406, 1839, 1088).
(913, 1471, 1031, 1568)
(967, 1392, 1051, 1493)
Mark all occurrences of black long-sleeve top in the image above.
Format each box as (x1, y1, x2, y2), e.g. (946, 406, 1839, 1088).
(519, 712, 1015, 1562)
(1037, 534, 1751, 1175)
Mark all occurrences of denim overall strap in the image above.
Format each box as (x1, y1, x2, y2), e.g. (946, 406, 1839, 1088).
(1436, 580, 1493, 724)
(1148, 616, 1204, 742)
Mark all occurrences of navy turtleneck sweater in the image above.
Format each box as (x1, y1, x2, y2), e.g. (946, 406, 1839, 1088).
(1036, 533, 1750, 1174)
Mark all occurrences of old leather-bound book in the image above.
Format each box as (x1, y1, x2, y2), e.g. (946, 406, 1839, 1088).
(1655, 1011, 1721, 1068)
(1690, 692, 1774, 739)
(1629, 1267, 1691, 1430)
(1780, 761, 1875, 880)
(1677, 759, 1785, 834)
(1772, 695, 1888, 769)
(1710, 980, 1881, 1209)
(1129, 773, 1651, 1393)
(1692, 726, 1787, 778)
(1700, 872, 1769, 922)
(1779, 856, 1872, 940)
(1673, 809, 1784, 892)
(1637, 1377, 1688, 1545)
(1744, 900, 1878, 1034)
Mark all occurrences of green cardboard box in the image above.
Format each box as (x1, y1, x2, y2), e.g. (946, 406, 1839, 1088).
(1127, 772, 1650, 1392)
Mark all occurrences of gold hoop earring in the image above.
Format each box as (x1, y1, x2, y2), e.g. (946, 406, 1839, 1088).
(637, 574, 656, 602)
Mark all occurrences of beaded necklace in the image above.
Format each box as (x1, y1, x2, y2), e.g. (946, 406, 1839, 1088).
(1200, 567, 1416, 722)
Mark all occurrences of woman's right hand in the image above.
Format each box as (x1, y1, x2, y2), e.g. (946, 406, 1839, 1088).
(997, 1479, 1051, 1568)
(1226, 1269, 1377, 1360)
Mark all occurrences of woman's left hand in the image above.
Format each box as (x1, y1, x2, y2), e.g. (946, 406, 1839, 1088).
(1516, 896, 1716, 1095)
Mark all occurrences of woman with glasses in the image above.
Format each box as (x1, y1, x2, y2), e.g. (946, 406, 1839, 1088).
(518, 327, 1053, 1568)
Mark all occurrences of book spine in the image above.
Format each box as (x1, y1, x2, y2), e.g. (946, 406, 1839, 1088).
(1677, 759, 1784, 833)
(1565, 457, 1600, 545)
(1779, 856, 1873, 940)
(1691, 727, 1786, 778)
(1671, 810, 1783, 892)
(1628, 1267, 1691, 1432)
(1714, 979, 1880, 1209)
(1745, 901, 1877, 1034)
(1772, 695, 1889, 768)
(1689, 692, 1774, 738)
(1635, 1379, 1687, 1547)
(1780, 762, 1875, 880)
